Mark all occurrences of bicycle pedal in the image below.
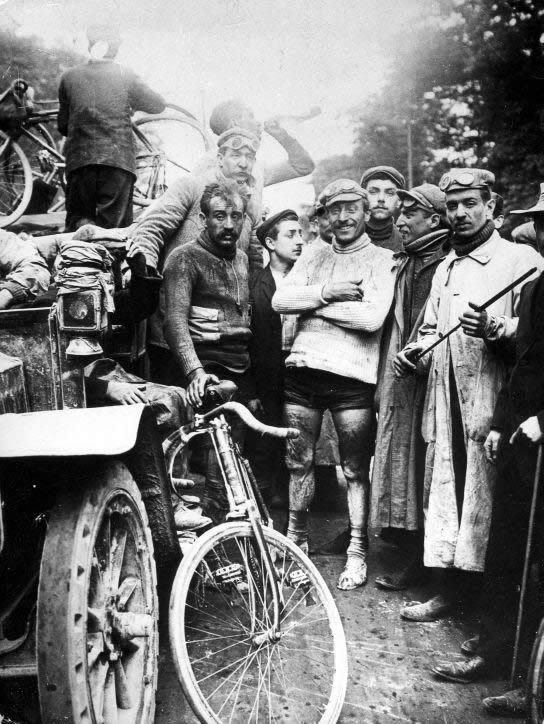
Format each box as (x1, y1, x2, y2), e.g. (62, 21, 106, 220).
(214, 563, 245, 585)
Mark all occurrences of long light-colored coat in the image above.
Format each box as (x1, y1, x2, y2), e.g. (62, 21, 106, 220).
(416, 232, 542, 571)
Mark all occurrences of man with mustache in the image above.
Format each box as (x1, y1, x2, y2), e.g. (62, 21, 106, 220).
(395, 168, 542, 621)
(361, 166, 405, 252)
(272, 179, 396, 589)
(128, 127, 263, 386)
(162, 180, 255, 517)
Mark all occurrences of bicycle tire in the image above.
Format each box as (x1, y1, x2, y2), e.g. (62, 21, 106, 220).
(0, 131, 33, 227)
(527, 616, 544, 722)
(169, 521, 348, 724)
(133, 114, 211, 207)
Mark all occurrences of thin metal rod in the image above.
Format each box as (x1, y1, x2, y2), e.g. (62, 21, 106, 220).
(414, 266, 537, 362)
(510, 444, 543, 687)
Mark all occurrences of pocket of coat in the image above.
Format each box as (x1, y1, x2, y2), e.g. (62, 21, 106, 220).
(188, 305, 220, 342)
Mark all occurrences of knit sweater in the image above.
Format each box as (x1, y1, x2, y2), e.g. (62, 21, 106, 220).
(163, 234, 251, 377)
(272, 234, 396, 383)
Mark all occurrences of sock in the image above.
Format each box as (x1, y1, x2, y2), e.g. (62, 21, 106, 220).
(287, 509, 308, 544)
(347, 526, 368, 560)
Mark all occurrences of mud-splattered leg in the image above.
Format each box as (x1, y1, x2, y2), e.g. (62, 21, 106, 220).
(333, 407, 375, 589)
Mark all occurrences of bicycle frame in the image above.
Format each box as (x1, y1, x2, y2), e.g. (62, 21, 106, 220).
(179, 412, 283, 639)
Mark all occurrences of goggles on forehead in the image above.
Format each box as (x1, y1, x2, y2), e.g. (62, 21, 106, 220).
(401, 193, 433, 210)
(439, 171, 490, 192)
(217, 127, 259, 153)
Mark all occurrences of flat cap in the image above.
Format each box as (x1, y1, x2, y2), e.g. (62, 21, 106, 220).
(398, 183, 446, 216)
(256, 209, 298, 245)
(217, 126, 260, 153)
(360, 165, 405, 189)
(438, 168, 495, 193)
(318, 179, 368, 207)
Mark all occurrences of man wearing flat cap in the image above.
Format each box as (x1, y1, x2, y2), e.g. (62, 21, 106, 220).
(395, 168, 543, 622)
(360, 165, 405, 252)
(58, 23, 166, 231)
(273, 178, 396, 589)
(129, 124, 264, 385)
(371, 183, 450, 590)
(247, 209, 302, 503)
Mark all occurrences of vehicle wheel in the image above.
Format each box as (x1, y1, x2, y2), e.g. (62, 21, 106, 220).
(169, 521, 348, 723)
(0, 131, 33, 227)
(527, 617, 544, 722)
(37, 461, 158, 724)
(133, 113, 212, 207)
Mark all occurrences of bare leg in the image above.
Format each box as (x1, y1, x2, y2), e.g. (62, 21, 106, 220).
(332, 407, 375, 589)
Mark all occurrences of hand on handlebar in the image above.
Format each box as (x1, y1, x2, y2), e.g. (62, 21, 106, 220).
(187, 369, 219, 409)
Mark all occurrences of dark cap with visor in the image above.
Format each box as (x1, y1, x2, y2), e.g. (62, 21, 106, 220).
(256, 208, 298, 246)
(398, 183, 446, 216)
(360, 165, 405, 189)
(438, 168, 495, 193)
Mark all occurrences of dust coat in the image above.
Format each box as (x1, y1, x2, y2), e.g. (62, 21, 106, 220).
(414, 232, 542, 571)
(371, 232, 448, 530)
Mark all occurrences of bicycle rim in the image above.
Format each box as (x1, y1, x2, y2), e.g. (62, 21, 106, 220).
(0, 131, 32, 227)
(528, 617, 544, 722)
(169, 521, 348, 723)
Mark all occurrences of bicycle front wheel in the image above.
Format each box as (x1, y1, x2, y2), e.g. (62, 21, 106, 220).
(169, 521, 348, 723)
(0, 131, 33, 227)
(527, 617, 544, 722)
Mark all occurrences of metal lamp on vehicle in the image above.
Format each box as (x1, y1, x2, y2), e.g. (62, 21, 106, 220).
(57, 289, 109, 358)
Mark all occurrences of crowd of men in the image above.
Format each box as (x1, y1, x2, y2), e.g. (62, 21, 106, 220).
(1, 22, 544, 720)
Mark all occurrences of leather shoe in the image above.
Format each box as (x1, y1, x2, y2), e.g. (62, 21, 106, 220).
(375, 560, 430, 591)
(431, 655, 487, 683)
(482, 688, 526, 716)
(460, 635, 479, 656)
(400, 594, 452, 621)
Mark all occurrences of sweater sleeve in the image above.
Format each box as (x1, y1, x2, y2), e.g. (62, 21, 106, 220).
(263, 128, 315, 186)
(272, 253, 325, 313)
(163, 249, 201, 377)
(0, 230, 51, 302)
(313, 259, 396, 332)
(129, 176, 200, 269)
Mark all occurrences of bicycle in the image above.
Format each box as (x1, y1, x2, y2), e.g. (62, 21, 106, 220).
(0, 80, 212, 228)
(164, 380, 348, 724)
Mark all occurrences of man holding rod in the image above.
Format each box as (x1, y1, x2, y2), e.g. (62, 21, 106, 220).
(395, 168, 542, 621)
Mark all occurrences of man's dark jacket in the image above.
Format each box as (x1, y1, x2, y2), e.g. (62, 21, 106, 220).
(491, 272, 544, 435)
(249, 265, 284, 397)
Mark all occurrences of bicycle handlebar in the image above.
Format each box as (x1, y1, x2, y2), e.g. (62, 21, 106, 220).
(198, 401, 300, 439)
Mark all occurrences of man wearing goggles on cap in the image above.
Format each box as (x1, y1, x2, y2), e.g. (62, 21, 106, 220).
(371, 184, 450, 591)
(128, 126, 263, 385)
(272, 178, 396, 590)
(394, 168, 542, 623)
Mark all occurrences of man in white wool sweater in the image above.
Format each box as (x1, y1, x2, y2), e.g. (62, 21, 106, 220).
(272, 178, 396, 590)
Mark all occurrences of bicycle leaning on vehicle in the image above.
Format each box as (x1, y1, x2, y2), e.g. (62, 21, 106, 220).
(164, 380, 349, 724)
(0, 79, 212, 228)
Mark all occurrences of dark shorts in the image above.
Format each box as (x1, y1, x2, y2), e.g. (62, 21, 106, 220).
(284, 366, 375, 411)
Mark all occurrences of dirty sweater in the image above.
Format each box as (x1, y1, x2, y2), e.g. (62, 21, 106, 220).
(272, 234, 396, 384)
(163, 232, 251, 377)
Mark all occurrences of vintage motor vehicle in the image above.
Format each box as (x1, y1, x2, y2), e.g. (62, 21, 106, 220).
(0, 231, 180, 723)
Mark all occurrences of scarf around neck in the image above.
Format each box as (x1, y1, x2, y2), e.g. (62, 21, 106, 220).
(197, 229, 237, 260)
(452, 220, 495, 256)
(366, 217, 393, 242)
(402, 228, 448, 256)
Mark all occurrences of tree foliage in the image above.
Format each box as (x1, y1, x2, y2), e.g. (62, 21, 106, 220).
(313, 0, 544, 211)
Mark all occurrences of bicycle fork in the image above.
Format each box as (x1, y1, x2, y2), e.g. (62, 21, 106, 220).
(211, 419, 282, 641)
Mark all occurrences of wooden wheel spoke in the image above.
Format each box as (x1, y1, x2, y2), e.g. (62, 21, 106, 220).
(114, 658, 133, 710)
(103, 664, 119, 724)
(110, 527, 128, 594)
(87, 632, 106, 669)
(90, 659, 109, 718)
(117, 575, 140, 610)
(88, 606, 106, 633)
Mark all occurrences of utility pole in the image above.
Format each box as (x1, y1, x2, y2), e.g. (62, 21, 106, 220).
(407, 119, 414, 188)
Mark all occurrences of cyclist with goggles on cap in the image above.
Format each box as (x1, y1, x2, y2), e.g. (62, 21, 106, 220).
(394, 168, 543, 623)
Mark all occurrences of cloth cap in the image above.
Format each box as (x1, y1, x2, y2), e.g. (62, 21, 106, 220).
(438, 168, 495, 193)
(398, 183, 446, 216)
(217, 126, 260, 153)
(360, 165, 405, 189)
(510, 182, 544, 215)
(319, 179, 368, 207)
(256, 209, 298, 245)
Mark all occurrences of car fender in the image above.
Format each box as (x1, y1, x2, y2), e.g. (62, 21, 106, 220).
(0, 404, 147, 458)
